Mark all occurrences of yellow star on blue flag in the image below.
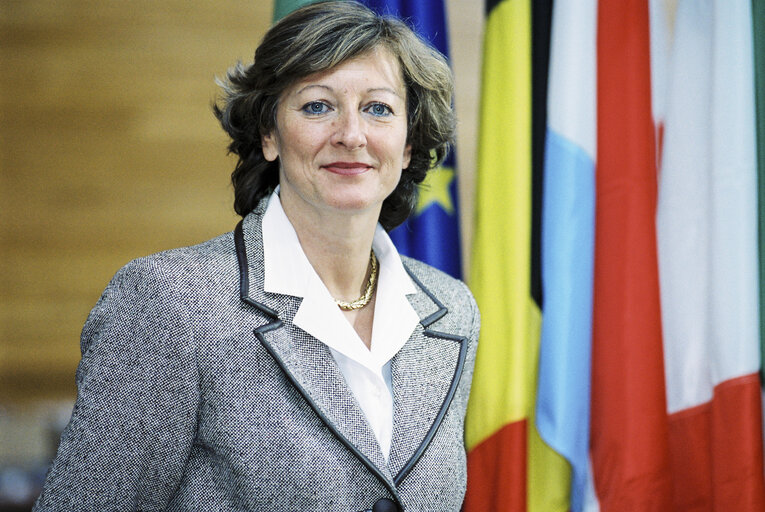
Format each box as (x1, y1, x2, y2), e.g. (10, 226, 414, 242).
(416, 166, 455, 215)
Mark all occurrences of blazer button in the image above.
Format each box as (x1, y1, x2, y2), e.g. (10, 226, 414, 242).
(372, 497, 399, 512)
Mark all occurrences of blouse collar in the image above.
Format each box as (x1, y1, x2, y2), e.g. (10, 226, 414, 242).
(262, 190, 419, 371)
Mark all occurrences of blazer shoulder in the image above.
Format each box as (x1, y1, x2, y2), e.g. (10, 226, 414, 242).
(107, 231, 237, 293)
(85, 231, 239, 346)
(400, 256, 474, 303)
(400, 256, 479, 337)
(126, 230, 236, 274)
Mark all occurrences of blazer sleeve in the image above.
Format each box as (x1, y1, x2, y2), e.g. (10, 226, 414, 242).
(33, 258, 200, 512)
(460, 277, 480, 417)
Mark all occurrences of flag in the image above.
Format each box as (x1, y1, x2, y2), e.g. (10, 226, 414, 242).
(464, 0, 569, 510)
(466, 0, 765, 510)
(535, 0, 596, 511)
(272, 0, 321, 21)
(655, 0, 765, 509)
(360, 0, 463, 278)
(755, 0, 765, 384)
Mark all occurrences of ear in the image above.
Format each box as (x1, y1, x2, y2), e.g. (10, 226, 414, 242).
(261, 130, 279, 162)
(402, 143, 412, 169)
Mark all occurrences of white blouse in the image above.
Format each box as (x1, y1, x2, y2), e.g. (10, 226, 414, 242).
(261, 191, 420, 460)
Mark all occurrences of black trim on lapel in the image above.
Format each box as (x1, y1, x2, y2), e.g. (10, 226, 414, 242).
(392, 265, 469, 487)
(407, 266, 448, 326)
(233, 220, 402, 504)
(235, 221, 278, 317)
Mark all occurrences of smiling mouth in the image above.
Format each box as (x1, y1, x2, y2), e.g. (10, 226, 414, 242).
(322, 162, 372, 175)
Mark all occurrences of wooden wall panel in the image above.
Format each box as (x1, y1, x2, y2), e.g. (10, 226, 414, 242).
(1, 1, 271, 400)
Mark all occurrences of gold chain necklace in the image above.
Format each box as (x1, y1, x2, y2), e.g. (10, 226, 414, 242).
(335, 251, 378, 311)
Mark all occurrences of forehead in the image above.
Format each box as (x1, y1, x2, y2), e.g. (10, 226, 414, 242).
(286, 47, 405, 97)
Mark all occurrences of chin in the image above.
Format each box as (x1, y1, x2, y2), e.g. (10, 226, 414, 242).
(320, 186, 391, 214)
(323, 195, 383, 215)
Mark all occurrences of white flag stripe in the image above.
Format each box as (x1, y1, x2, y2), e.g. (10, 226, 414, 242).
(546, 0, 597, 158)
(656, 0, 759, 414)
(648, 0, 671, 125)
(707, 0, 759, 385)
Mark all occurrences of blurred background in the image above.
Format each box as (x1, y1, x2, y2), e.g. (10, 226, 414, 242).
(0, 1, 482, 508)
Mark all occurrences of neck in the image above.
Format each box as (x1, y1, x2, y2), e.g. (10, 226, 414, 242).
(279, 195, 380, 302)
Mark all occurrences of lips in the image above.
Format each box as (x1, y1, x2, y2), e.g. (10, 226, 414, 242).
(322, 162, 372, 176)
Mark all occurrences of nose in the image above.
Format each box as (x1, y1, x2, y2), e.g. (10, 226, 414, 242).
(330, 110, 366, 150)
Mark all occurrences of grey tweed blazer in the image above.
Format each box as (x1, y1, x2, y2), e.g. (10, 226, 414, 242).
(34, 198, 480, 512)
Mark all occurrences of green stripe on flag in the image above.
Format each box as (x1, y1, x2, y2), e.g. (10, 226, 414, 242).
(273, 0, 324, 22)
(755, 0, 765, 383)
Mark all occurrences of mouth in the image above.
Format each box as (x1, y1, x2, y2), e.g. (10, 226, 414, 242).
(322, 162, 373, 176)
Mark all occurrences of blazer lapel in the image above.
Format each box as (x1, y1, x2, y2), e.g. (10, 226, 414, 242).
(234, 205, 396, 492)
(387, 267, 470, 486)
(256, 320, 392, 477)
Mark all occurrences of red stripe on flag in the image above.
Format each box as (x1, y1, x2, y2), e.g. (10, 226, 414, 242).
(668, 373, 765, 510)
(592, 0, 673, 509)
(464, 420, 526, 511)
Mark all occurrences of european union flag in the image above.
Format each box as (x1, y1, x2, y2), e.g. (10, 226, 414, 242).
(360, 0, 463, 279)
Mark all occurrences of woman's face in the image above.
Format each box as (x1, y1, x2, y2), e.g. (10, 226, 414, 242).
(262, 47, 411, 221)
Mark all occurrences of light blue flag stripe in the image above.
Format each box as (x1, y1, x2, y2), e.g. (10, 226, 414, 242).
(536, 128, 595, 512)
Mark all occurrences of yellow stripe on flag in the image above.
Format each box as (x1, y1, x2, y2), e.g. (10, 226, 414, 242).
(466, 0, 534, 449)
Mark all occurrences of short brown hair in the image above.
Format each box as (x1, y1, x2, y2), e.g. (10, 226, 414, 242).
(214, 0, 455, 230)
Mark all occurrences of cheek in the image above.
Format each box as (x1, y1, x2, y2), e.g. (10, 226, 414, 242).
(392, 125, 411, 168)
(391, 168, 404, 188)
(377, 127, 409, 165)
(282, 126, 325, 160)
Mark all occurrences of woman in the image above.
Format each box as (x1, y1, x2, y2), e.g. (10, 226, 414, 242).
(34, 2, 479, 511)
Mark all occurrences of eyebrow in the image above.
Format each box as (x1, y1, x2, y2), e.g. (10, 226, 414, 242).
(295, 84, 404, 99)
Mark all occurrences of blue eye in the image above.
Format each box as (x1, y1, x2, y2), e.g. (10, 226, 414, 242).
(366, 103, 392, 117)
(302, 101, 330, 115)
